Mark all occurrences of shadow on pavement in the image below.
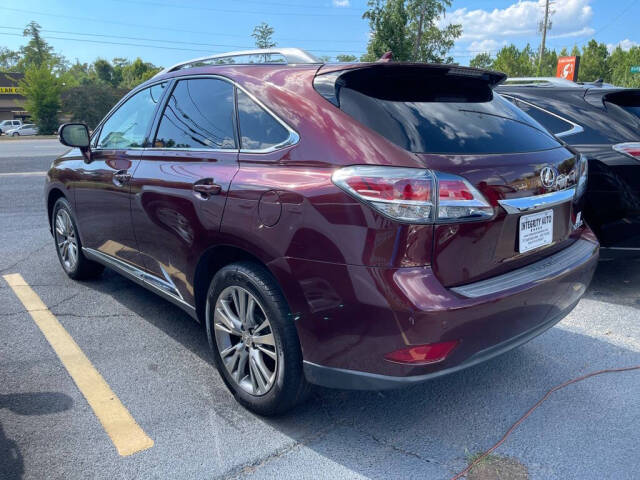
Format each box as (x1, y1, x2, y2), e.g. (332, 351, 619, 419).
(0, 392, 73, 480)
(584, 251, 640, 309)
(77, 255, 640, 479)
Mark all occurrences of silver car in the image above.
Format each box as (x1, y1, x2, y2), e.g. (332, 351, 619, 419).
(6, 124, 38, 136)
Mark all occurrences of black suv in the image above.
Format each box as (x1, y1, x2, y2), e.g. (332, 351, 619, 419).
(497, 78, 640, 250)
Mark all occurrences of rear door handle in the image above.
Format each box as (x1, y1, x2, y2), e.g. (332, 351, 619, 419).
(193, 178, 222, 198)
(113, 170, 132, 185)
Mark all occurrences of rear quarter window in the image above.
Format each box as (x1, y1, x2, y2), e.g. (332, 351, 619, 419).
(237, 89, 290, 151)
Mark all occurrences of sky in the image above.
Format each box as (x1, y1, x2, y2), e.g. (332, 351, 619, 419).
(1, 0, 639, 67)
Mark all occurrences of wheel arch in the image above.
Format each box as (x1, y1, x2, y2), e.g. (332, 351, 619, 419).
(47, 188, 67, 234)
(193, 244, 282, 323)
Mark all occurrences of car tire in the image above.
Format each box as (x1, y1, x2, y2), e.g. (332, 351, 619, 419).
(12, 132, 18, 136)
(52, 198, 104, 280)
(205, 261, 309, 416)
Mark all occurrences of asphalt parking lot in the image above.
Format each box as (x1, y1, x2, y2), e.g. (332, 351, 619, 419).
(1, 138, 639, 480)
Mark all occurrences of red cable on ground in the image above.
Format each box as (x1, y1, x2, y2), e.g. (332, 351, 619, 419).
(450, 365, 640, 480)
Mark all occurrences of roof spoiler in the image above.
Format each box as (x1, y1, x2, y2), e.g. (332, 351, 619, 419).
(314, 63, 507, 106)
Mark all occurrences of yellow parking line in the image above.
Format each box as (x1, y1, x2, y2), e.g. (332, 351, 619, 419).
(3, 273, 154, 456)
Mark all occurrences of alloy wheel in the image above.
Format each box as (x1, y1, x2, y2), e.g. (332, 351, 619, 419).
(54, 209, 78, 271)
(213, 286, 278, 396)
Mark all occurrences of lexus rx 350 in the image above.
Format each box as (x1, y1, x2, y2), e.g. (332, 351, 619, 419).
(46, 49, 598, 415)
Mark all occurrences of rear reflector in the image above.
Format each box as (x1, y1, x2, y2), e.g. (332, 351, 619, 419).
(613, 142, 640, 160)
(384, 340, 459, 365)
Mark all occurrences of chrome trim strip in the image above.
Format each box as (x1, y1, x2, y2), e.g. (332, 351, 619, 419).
(498, 187, 575, 214)
(91, 74, 299, 155)
(500, 94, 584, 138)
(82, 248, 196, 316)
(451, 239, 597, 298)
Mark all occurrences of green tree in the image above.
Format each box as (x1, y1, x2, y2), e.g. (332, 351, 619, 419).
(119, 58, 161, 89)
(93, 58, 116, 86)
(18, 21, 64, 72)
(407, 0, 461, 63)
(361, 0, 411, 61)
(609, 46, 640, 88)
(251, 22, 276, 49)
(336, 54, 358, 62)
(362, 0, 461, 62)
(111, 57, 128, 86)
(0, 47, 21, 72)
(61, 79, 126, 128)
(491, 44, 536, 77)
(60, 61, 91, 88)
(469, 52, 492, 69)
(318, 55, 332, 62)
(579, 39, 609, 82)
(19, 64, 61, 134)
(538, 48, 558, 76)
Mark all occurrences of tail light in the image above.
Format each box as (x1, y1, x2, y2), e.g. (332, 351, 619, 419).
(384, 340, 459, 364)
(613, 142, 640, 161)
(332, 165, 493, 223)
(575, 154, 588, 199)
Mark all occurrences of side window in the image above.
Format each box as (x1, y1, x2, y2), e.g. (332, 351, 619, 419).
(237, 89, 290, 151)
(508, 98, 574, 136)
(97, 83, 166, 149)
(154, 78, 236, 149)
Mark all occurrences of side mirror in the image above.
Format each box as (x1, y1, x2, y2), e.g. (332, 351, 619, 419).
(58, 123, 90, 148)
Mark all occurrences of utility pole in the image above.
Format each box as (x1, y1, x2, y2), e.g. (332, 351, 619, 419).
(537, 0, 552, 76)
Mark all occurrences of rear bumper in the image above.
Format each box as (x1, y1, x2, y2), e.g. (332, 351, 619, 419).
(303, 299, 578, 390)
(278, 228, 598, 389)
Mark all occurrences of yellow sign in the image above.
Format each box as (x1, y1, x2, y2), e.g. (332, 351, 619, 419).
(0, 86, 21, 95)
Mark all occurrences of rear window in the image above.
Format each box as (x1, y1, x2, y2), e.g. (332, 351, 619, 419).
(317, 66, 561, 154)
(504, 97, 575, 136)
(338, 88, 560, 154)
(604, 90, 640, 120)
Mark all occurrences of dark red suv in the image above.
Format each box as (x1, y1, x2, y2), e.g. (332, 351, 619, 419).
(47, 48, 598, 415)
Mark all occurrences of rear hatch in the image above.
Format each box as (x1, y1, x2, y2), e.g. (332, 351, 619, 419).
(315, 63, 586, 286)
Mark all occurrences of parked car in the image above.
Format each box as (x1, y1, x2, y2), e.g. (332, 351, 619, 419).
(47, 49, 598, 415)
(0, 119, 22, 134)
(497, 77, 640, 250)
(6, 124, 38, 136)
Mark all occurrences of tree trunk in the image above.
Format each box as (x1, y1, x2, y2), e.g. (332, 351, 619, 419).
(412, 11, 425, 62)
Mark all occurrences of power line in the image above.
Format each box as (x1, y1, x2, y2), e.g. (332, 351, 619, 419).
(106, 0, 364, 18)
(108, 0, 360, 11)
(0, 27, 359, 54)
(1, 7, 366, 44)
(0, 26, 250, 50)
(0, 32, 211, 54)
(0, 25, 364, 53)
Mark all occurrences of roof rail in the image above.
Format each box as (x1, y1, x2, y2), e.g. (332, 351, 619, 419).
(155, 48, 321, 77)
(501, 77, 580, 87)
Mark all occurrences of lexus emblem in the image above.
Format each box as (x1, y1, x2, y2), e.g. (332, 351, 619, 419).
(540, 166, 558, 189)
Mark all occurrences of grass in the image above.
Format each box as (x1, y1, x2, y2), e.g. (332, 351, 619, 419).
(0, 134, 57, 140)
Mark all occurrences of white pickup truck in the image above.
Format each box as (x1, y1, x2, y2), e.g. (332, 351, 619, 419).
(0, 119, 23, 135)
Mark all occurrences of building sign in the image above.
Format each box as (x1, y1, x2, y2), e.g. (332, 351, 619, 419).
(556, 56, 580, 81)
(0, 86, 21, 95)
(631, 66, 640, 73)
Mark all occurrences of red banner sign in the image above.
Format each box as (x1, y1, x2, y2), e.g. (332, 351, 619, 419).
(556, 56, 580, 81)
